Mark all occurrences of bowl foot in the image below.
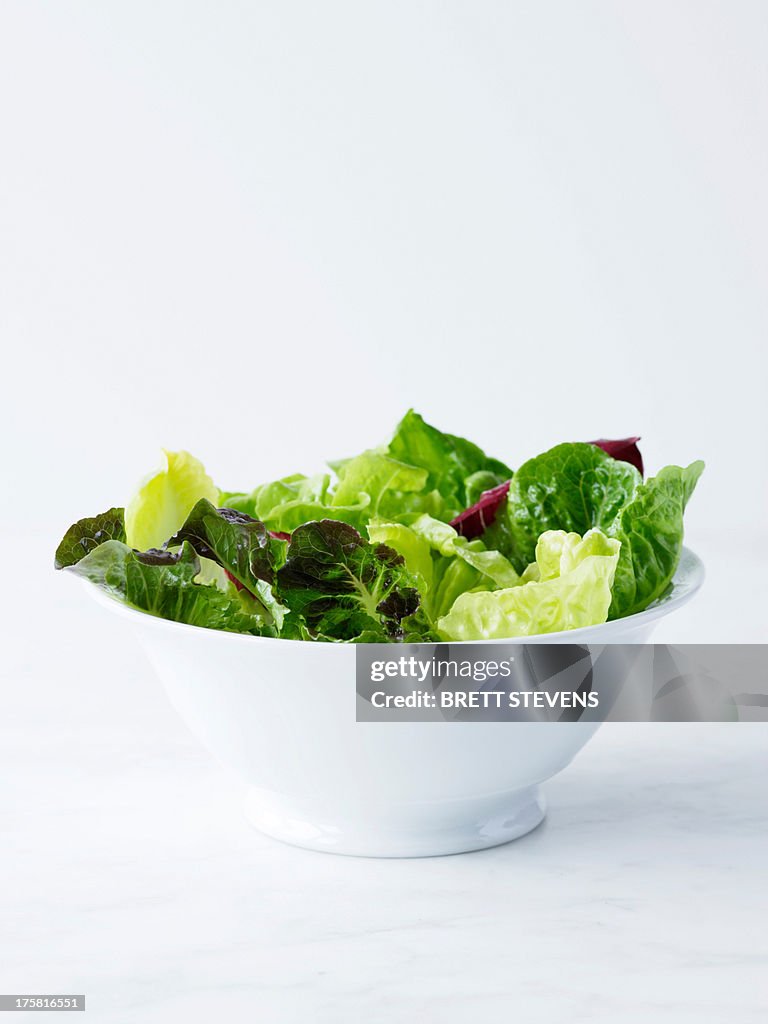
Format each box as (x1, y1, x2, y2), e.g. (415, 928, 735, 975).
(243, 785, 546, 858)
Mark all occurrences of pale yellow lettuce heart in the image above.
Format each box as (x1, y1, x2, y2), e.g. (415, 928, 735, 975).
(437, 528, 620, 641)
(125, 449, 218, 551)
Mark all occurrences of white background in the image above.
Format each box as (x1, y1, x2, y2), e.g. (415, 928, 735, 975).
(1, 3, 766, 1022)
(2, 2, 767, 547)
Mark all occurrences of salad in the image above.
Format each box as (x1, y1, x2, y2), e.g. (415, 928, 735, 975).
(55, 411, 703, 643)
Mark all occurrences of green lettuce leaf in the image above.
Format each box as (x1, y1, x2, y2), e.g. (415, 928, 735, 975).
(505, 442, 703, 619)
(169, 499, 284, 588)
(437, 528, 620, 640)
(56, 414, 704, 641)
(463, 471, 508, 507)
(430, 554, 488, 621)
(331, 451, 431, 520)
(506, 443, 640, 568)
(386, 409, 511, 518)
(366, 521, 435, 593)
(55, 508, 126, 569)
(125, 450, 219, 551)
(168, 499, 290, 626)
(65, 540, 265, 634)
(368, 515, 519, 626)
(276, 520, 420, 641)
(221, 473, 368, 532)
(224, 411, 509, 537)
(409, 515, 520, 589)
(607, 461, 705, 618)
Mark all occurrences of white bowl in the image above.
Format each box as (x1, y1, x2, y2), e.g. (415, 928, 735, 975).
(83, 548, 704, 858)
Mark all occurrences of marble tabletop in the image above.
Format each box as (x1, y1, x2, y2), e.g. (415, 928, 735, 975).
(1, 535, 766, 1023)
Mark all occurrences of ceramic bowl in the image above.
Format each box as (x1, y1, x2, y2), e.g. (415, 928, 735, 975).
(84, 548, 704, 857)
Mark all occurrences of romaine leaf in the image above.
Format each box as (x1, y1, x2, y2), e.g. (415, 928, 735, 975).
(55, 508, 126, 569)
(449, 438, 643, 541)
(437, 529, 620, 640)
(125, 450, 219, 551)
(276, 520, 420, 641)
(385, 409, 511, 517)
(504, 442, 702, 618)
(607, 461, 704, 618)
(66, 540, 265, 634)
(506, 443, 641, 569)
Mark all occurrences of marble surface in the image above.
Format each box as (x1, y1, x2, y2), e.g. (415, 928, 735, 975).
(1, 535, 767, 1022)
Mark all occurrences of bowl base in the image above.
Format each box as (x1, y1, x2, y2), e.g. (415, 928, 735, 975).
(243, 785, 546, 858)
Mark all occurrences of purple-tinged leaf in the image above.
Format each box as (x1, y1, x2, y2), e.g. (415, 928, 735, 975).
(591, 437, 643, 476)
(450, 481, 511, 539)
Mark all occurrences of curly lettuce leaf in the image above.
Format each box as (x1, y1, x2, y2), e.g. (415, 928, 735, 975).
(55, 508, 126, 569)
(437, 529, 620, 641)
(221, 473, 369, 533)
(276, 520, 420, 641)
(125, 450, 219, 552)
(331, 452, 433, 520)
(222, 473, 329, 515)
(65, 540, 265, 634)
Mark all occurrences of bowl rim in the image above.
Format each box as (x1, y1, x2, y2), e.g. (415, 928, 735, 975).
(76, 546, 705, 648)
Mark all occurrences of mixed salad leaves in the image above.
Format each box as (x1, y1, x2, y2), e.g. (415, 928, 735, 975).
(55, 412, 703, 643)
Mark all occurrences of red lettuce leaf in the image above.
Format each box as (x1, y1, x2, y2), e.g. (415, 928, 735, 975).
(225, 529, 291, 592)
(450, 481, 511, 539)
(590, 437, 643, 476)
(225, 568, 247, 592)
